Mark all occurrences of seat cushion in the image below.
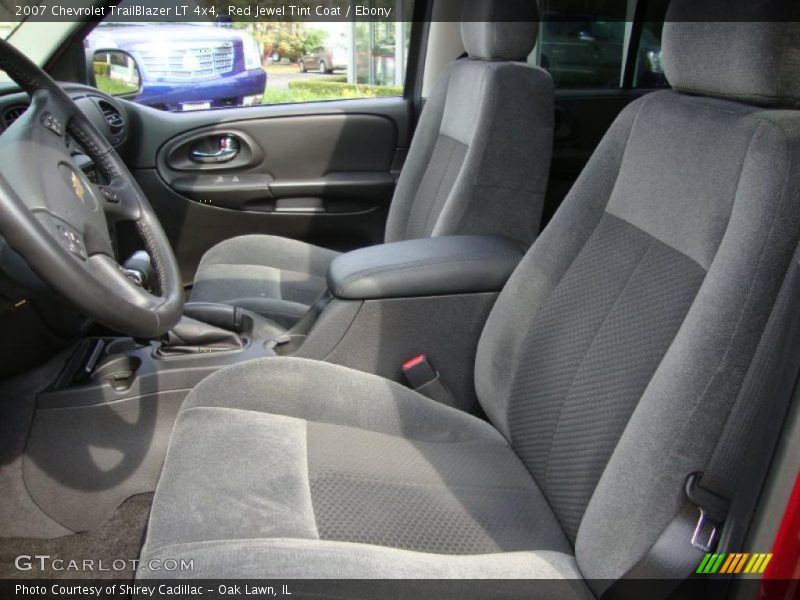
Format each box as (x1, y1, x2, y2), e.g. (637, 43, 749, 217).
(190, 235, 341, 327)
(139, 358, 580, 582)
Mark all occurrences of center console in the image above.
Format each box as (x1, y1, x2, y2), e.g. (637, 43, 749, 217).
(291, 234, 523, 411)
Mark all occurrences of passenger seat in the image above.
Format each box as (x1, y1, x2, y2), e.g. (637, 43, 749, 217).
(189, 0, 553, 328)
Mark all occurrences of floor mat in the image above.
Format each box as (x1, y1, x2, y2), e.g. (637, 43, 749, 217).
(0, 493, 152, 580)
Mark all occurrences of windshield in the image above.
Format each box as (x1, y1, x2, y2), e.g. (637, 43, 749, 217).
(1, 19, 20, 40)
(1, 23, 18, 40)
(1, 0, 34, 39)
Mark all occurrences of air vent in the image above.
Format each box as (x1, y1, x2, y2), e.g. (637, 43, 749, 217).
(98, 101, 125, 135)
(2, 105, 28, 128)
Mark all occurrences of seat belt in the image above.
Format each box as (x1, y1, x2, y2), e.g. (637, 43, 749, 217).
(694, 238, 800, 556)
(606, 240, 800, 596)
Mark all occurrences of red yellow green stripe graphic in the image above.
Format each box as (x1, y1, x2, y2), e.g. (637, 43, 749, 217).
(696, 553, 773, 574)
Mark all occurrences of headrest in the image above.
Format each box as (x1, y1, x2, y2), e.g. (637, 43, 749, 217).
(460, 0, 539, 61)
(663, 0, 800, 108)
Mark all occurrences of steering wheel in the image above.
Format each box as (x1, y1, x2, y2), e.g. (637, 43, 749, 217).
(0, 40, 182, 338)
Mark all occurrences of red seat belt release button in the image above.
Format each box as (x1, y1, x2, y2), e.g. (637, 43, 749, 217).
(402, 354, 437, 389)
(401, 354, 456, 407)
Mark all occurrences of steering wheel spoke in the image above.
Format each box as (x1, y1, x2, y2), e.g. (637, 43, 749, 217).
(29, 88, 73, 135)
(4, 89, 65, 137)
(97, 177, 143, 223)
(33, 211, 90, 262)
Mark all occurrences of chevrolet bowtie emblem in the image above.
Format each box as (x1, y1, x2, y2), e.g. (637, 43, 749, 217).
(70, 171, 85, 202)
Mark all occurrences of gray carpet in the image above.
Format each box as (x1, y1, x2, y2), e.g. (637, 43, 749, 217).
(0, 348, 74, 538)
(0, 493, 153, 580)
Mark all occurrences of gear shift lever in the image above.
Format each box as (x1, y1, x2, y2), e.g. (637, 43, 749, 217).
(122, 250, 153, 288)
(157, 316, 245, 356)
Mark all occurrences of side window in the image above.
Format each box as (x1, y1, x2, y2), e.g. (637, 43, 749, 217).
(530, 0, 667, 90)
(262, 19, 411, 105)
(86, 7, 413, 111)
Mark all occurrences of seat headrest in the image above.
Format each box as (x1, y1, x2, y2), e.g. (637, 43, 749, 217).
(460, 0, 539, 61)
(663, 0, 800, 108)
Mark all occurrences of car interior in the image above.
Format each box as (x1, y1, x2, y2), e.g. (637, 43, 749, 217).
(0, 0, 799, 597)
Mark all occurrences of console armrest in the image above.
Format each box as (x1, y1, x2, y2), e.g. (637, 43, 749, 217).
(327, 235, 524, 300)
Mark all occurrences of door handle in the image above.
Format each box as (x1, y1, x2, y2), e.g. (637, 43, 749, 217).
(190, 135, 240, 163)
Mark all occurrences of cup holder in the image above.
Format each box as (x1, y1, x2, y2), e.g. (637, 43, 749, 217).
(92, 355, 142, 392)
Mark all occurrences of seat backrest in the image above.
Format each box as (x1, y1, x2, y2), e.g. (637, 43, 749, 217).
(474, 0, 800, 589)
(383, 0, 552, 248)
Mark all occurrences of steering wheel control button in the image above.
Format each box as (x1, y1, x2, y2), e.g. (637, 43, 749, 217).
(40, 111, 64, 136)
(68, 243, 87, 260)
(99, 186, 120, 203)
(56, 225, 87, 260)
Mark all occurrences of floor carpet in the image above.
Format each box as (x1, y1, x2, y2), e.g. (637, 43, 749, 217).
(0, 493, 153, 580)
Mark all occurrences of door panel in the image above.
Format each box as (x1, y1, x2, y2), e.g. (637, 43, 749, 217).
(158, 115, 397, 214)
(119, 97, 411, 284)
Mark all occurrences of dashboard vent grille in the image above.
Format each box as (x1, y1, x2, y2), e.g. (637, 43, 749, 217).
(99, 101, 125, 134)
(2, 105, 28, 128)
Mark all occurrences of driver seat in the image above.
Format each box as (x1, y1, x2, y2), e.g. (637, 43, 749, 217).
(139, 2, 800, 591)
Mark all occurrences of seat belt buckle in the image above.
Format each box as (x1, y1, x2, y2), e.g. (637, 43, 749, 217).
(402, 354, 456, 406)
(685, 472, 730, 552)
(691, 508, 720, 552)
(402, 354, 437, 388)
